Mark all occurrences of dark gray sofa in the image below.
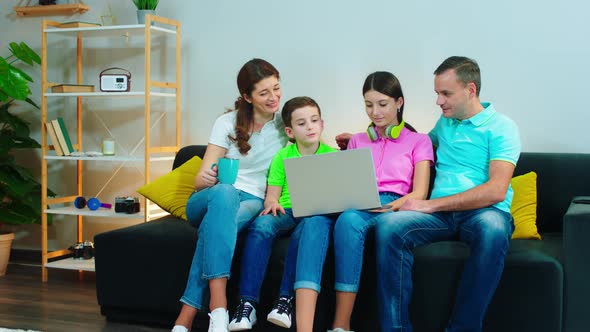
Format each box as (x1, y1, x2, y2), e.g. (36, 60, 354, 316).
(94, 145, 590, 332)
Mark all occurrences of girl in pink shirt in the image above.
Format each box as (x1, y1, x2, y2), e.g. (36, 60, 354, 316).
(330, 72, 434, 332)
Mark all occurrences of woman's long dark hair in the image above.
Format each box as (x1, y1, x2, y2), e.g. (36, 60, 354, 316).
(230, 58, 280, 155)
(362, 71, 416, 132)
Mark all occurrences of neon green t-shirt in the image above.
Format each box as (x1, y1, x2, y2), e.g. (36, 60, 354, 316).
(267, 142, 337, 208)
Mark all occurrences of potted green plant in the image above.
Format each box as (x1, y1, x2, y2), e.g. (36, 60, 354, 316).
(132, 0, 160, 24)
(0, 41, 55, 276)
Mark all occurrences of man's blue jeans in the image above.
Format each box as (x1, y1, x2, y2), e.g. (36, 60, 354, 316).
(180, 184, 263, 310)
(333, 192, 401, 292)
(239, 209, 298, 303)
(375, 207, 514, 332)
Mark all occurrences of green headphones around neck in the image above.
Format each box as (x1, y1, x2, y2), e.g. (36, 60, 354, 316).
(366, 118, 405, 141)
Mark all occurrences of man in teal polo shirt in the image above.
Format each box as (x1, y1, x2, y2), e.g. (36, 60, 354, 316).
(375, 56, 521, 332)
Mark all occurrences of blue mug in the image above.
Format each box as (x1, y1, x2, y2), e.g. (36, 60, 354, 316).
(212, 158, 240, 185)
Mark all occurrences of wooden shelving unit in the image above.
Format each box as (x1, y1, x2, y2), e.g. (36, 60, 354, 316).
(14, 3, 89, 17)
(40, 15, 182, 281)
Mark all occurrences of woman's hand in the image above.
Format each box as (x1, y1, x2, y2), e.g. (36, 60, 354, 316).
(199, 165, 219, 188)
(260, 200, 285, 216)
(335, 132, 353, 150)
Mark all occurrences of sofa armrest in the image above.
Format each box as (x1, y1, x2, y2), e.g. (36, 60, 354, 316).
(563, 196, 590, 332)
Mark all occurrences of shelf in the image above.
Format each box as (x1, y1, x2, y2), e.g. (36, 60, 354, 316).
(44, 24, 176, 37)
(40, 16, 181, 281)
(45, 257, 95, 272)
(44, 155, 175, 162)
(44, 91, 176, 97)
(45, 206, 145, 219)
(15, 4, 89, 17)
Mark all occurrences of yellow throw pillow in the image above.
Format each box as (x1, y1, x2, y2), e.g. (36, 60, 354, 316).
(510, 171, 541, 240)
(137, 156, 202, 221)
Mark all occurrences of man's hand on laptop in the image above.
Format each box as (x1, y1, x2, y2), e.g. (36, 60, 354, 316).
(260, 200, 286, 216)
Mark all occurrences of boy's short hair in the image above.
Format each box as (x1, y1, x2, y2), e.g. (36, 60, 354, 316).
(282, 96, 321, 127)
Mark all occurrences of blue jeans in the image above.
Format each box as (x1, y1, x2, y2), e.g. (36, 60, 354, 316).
(278, 214, 336, 296)
(375, 207, 514, 332)
(180, 184, 263, 310)
(333, 192, 401, 292)
(239, 209, 298, 303)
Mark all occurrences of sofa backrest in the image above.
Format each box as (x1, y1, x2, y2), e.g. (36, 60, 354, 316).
(173, 145, 207, 170)
(514, 152, 590, 233)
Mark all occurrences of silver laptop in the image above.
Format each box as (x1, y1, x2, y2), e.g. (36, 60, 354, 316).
(284, 148, 381, 218)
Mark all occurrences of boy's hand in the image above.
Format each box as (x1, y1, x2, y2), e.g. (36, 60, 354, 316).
(260, 200, 285, 216)
(335, 132, 353, 150)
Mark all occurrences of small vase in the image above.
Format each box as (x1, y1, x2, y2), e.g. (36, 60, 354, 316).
(137, 10, 156, 25)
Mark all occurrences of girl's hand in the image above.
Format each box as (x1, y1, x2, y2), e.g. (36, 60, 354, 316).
(370, 200, 402, 213)
(260, 200, 285, 216)
(370, 202, 395, 213)
(335, 132, 353, 150)
(200, 165, 219, 188)
(399, 198, 434, 213)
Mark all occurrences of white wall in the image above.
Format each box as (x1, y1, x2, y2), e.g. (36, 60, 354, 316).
(1, 0, 589, 250)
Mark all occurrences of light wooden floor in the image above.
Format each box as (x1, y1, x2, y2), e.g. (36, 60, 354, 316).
(0, 263, 170, 332)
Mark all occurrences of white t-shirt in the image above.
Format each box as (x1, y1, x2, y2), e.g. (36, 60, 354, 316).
(209, 111, 288, 198)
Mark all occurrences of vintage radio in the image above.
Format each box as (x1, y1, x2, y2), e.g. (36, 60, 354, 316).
(99, 67, 131, 92)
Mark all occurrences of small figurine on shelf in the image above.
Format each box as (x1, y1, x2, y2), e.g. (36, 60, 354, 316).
(39, 0, 57, 5)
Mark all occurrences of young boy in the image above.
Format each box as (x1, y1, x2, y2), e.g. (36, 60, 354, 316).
(229, 96, 337, 332)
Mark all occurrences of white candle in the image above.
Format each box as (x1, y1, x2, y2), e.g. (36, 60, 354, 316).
(102, 138, 115, 155)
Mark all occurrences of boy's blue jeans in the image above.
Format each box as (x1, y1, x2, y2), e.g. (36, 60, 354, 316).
(180, 184, 263, 310)
(375, 207, 514, 332)
(239, 209, 335, 302)
(333, 192, 401, 292)
(239, 209, 298, 303)
(278, 214, 336, 296)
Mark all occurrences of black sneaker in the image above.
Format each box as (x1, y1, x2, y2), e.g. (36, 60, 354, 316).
(266, 296, 293, 328)
(228, 299, 257, 331)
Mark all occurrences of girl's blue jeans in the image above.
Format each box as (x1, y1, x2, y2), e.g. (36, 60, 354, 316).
(180, 184, 263, 310)
(333, 192, 401, 292)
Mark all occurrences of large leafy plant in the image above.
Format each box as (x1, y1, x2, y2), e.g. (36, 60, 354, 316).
(0, 42, 55, 226)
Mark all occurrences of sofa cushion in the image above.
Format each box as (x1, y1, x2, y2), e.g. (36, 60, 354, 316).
(410, 234, 563, 332)
(511, 171, 541, 240)
(514, 152, 590, 233)
(137, 156, 202, 220)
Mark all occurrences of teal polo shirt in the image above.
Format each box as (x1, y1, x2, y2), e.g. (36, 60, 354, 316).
(429, 102, 521, 213)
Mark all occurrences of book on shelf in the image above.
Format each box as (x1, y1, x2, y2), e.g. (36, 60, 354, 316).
(51, 84, 95, 93)
(50, 117, 75, 155)
(45, 121, 64, 156)
(58, 21, 102, 28)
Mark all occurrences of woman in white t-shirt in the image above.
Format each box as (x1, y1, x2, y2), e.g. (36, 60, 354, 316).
(172, 59, 289, 332)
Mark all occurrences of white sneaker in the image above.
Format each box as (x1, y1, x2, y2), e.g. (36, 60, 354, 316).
(171, 325, 189, 332)
(328, 328, 355, 332)
(228, 299, 257, 331)
(266, 296, 293, 328)
(208, 307, 229, 332)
